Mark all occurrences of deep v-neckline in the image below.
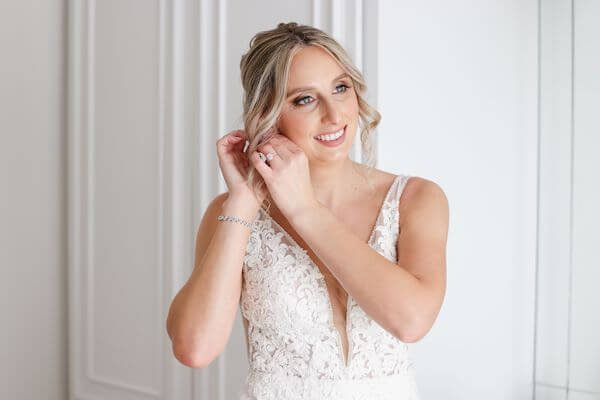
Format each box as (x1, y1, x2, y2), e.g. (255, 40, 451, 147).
(256, 174, 401, 369)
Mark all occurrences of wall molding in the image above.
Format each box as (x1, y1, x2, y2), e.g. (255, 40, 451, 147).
(68, 0, 186, 399)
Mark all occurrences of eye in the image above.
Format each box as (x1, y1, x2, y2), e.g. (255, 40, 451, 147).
(294, 95, 313, 106)
(335, 83, 350, 94)
(293, 83, 352, 107)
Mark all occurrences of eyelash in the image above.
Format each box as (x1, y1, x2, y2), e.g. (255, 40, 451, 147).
(293, 83, 352, 107)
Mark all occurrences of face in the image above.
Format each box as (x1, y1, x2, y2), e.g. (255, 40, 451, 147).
(276, 45, 359, 164)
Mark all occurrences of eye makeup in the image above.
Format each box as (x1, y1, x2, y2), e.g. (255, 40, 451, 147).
(292, 82, 353, 107)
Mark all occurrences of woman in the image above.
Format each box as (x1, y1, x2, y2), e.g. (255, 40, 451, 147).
(167, 22, 448, 399)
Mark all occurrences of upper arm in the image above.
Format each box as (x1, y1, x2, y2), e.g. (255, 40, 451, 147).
(193, 192, 230, 271)
(397, 177, 449, 339)
(167, 191, 229, 346)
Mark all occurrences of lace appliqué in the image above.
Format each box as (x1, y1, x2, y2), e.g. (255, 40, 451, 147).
(239, 174, 419, 399)
(239, 369, 419, 400)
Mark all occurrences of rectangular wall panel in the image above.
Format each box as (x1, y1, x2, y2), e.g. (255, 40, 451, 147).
(569, 0, 600, 393)
(68, 0, 191, 399)
(536, 0, 573, 390)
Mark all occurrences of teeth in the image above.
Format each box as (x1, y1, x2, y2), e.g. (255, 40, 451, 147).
(315, 127, 344, 141)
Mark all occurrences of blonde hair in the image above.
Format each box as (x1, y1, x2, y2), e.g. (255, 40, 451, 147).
(240, 22, 381, 214)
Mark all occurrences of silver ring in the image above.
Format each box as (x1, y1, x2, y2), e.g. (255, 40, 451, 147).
(265, 152, 275, 161)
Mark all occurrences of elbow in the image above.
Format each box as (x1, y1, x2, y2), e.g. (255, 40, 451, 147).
(397, 329, 423, 344)
(166, 321, 216, 368)
(393, 317, 426, 344)
(171, 337, 215, 369)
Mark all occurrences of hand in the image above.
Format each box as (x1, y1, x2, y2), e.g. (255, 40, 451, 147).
(216, 129, 267, 204)
(251, 133, 319, 220)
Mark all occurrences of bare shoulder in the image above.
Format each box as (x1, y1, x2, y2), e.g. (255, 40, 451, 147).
(362, 166, 448, 220)
(399, 176, 448, 225)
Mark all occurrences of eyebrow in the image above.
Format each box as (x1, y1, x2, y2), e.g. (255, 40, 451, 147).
(286, 72, 350, 98)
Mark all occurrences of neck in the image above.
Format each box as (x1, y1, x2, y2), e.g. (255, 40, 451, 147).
(309, 157, 366, 211)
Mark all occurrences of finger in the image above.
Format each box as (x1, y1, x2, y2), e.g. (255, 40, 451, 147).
(219, 130, 242, 141)
(221, 131, 247, 147)
(251, 151, 273, 180)
(218, 134, 244, 148)
(229, 132, 246, 141)
(257, 132, 275, 148)
(229, 138, 245, 149)
(269, 134, 302, 153)
(230, 129, 248, 138)
(220, 137, 246, 154)
(233, 138, 247, 153)
(258, 143, 282, 168)
(270, 142, 293, 160)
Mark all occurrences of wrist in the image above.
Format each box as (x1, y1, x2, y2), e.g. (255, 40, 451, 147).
(222, 192, 261, 220)
(227, 185, 263, 206)
(288, 200, 322, 226)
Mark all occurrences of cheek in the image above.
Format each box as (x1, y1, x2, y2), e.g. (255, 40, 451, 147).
(283, 114, 317, 137)
(347, 94, 359, 113)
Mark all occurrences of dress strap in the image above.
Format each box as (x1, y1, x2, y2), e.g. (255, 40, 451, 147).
(391, 174, 411, 204)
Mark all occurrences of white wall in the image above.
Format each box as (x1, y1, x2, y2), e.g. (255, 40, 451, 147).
(377, 1, 539, 399)
(536, 1, 600, 399)
(375, 1, 600, 399)
(0, 0, 67, 399)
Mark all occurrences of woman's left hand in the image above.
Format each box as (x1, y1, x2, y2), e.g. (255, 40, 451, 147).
(251, 133, 319, 220)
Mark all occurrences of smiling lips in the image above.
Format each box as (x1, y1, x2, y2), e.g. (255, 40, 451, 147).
(314, 125, 346, 141)
(314, 125, 346, 146)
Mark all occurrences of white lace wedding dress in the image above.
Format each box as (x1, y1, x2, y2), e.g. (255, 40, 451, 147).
(238, 174, 420, 399)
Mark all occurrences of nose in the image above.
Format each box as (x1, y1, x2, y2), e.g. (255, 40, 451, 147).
(320, 97, 342, 126)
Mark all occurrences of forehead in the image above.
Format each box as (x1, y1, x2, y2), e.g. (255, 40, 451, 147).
(287, 45, 345, 86)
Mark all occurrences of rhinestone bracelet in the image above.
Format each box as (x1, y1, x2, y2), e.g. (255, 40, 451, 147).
(217, 215, 254, 230)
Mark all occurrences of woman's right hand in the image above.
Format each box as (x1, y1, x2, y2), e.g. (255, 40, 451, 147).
(216, 129, 266, 205)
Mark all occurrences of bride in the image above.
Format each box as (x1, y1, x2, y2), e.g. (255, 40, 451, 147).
(167, 21, 448, 400)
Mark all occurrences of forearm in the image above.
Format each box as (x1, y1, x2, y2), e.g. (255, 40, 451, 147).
(167, 196, 258, 366)
(289, 202, 423, 341)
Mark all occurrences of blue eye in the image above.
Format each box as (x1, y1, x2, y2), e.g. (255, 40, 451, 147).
(295, 96, 312, 106)
(336, 83, 350, 93)
(293, 83, 351, 107)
